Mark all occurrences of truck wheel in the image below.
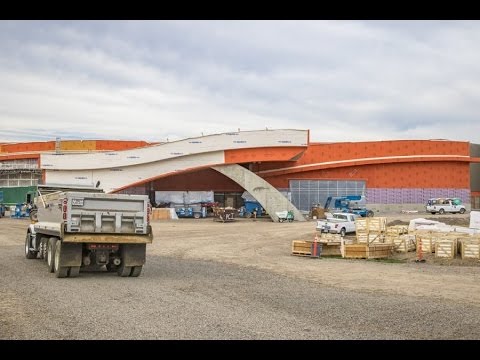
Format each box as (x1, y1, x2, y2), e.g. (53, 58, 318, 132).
(29, 210, 38, 222)
(459, 208, 466, 214)
(340, 228, 346, 237)
(53, 240, 68, 278)
(367, 210, 374, 217)
(47, 238, 57, 273)
(38, 239, 46, 260)
(130, 266, 143, 277)
(106, 263, 118, 272)
(439, 208, 445, 215)
(117, 264, 132, 277)
(25, 232, 37, 259)
(68, 266, 80, 278)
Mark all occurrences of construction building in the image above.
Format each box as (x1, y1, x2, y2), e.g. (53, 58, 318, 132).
(1, 129, 479, 217)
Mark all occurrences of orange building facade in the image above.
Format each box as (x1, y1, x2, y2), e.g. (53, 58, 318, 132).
(1, 137, 479, 209)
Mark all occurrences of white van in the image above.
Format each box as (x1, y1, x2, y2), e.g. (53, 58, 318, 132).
(426, 198, 466, 214)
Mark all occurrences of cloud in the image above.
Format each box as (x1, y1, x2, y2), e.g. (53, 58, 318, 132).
(0, 20, 479, 144)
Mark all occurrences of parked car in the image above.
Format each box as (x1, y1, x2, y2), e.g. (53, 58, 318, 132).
(316, 212, 359, 237)
(426, 198, 466, 214)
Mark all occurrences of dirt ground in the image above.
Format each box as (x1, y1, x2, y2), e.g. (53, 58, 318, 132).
(1, 212, 479, 339)
(150, 212, 480, 306)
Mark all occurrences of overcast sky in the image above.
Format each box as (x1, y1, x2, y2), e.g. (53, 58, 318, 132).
(1, 20, 479, 144)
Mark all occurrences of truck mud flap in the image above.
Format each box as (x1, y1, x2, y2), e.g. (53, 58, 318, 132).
(121, 244, 146, 267)
(59, 242, 82, 267)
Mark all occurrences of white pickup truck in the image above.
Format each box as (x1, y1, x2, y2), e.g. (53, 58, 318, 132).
(316, 212, 359, 237)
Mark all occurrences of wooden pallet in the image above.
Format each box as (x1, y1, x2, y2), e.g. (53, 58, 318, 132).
(344, 243, 393, 259)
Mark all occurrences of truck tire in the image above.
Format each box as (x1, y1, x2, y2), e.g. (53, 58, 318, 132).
(130, 266, 143, 277)
(117, 264, 132, 277)
(29, 209, 38, 222)
(367, 210, 374, 217)
(53, 240, 68, 278)
(25, 232, 37, 259)
(106, 263, 118, 272)
(68, 266, 80, 278)
(459, 208, 466, 214)
(39, 239, 46, 260)
(439, 208, 445, 215)
(47, 237, 57, 273)
(340, 228, 346, 237)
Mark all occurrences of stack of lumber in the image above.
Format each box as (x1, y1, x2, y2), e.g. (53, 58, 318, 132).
(355, 217, 387, 244)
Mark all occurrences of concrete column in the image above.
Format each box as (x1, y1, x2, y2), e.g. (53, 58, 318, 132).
(212, 164, 305, 222)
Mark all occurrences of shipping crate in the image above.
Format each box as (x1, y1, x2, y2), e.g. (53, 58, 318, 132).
(291, 241, 322, 257)
(319, 233, 342, 242)
(357, 233, 385, 244)
(344, 244, 394, 259)
(393, 234, 416, 252)
(435, 240, 456, 259)
(386, 225, 408, 236)
(318, 241, 342, 256)
(355, 217, 387, 233)
(416, 234, 436, 253)
(151, 208, 173, 220)
(458, 239, 480, 259)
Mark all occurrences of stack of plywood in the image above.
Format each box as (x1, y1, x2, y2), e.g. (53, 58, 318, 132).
(355, 217, 387, 244)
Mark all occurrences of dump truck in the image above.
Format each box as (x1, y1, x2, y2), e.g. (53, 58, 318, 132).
(24, 191, 153, 278)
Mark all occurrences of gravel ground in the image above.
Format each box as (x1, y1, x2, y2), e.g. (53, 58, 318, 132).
(1, 217, 480, 339)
